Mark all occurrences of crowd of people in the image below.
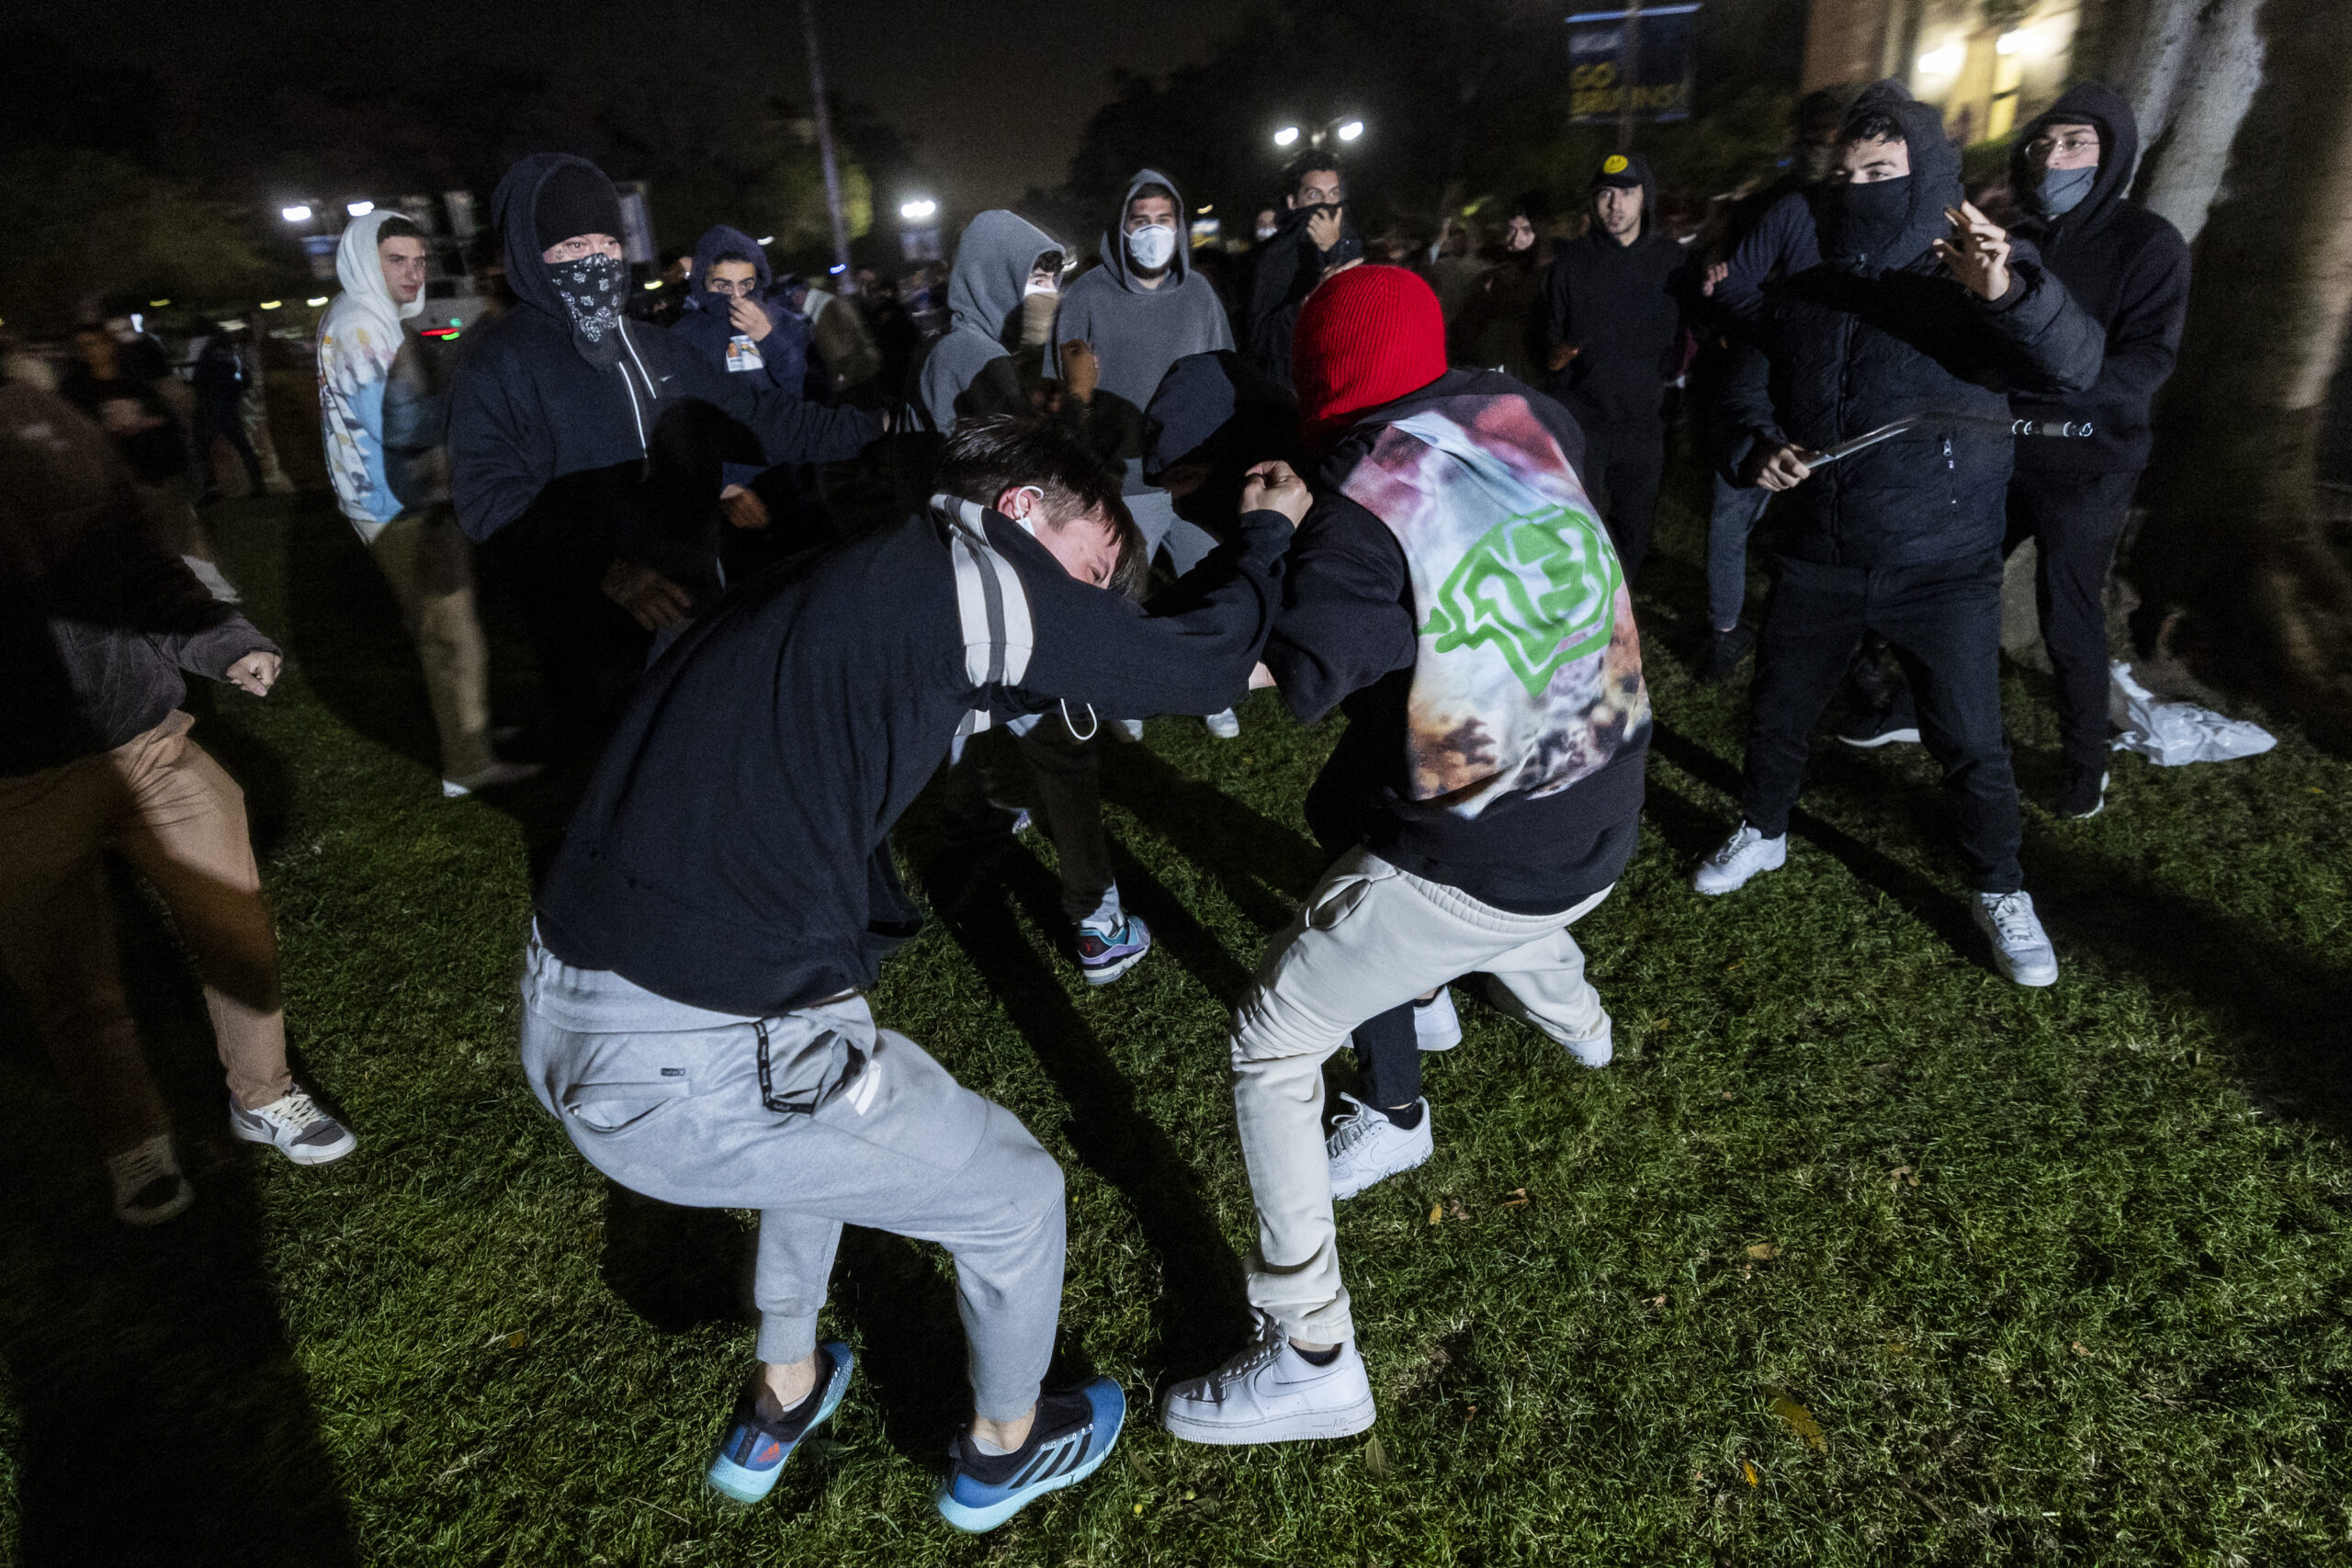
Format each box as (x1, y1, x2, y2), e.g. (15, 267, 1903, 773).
(0, 71, 2191, 1533)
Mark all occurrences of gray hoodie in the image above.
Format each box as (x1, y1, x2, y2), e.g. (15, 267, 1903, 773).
(919, 209, 1065, 432)
(1050, 170, 1234, 492)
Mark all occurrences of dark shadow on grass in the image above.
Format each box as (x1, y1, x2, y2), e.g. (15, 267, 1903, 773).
(597, 1182, 755, 1335)
(1098, 743, 1327, 922)
(0, 873, 356, 1568)
(908, 838, 1251, 1384)
(279, 499, 441, 778)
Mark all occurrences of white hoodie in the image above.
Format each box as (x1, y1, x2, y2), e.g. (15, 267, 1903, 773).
(317, 210, 427, 540)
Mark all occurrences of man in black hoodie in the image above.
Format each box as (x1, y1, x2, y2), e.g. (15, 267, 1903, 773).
(1538, 150, 1690, 584)
(1245, 151, 1363, 391)
(2004, 84, 2191, 818)
(1695, 82, 2104, 987)
(447, 155, 886, 746)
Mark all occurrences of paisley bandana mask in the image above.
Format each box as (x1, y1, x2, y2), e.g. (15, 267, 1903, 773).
(550, 253, 626, 366)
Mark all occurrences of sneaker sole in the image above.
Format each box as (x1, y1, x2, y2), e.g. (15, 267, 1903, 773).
(1991, 955, 2060, 987)
(707, 1345, 854, 1505)
(230, 1121, 357, 1165)
(118, 1180, 195, 1226)
(936, 1382, 1126, 1533)
(1161, 1390, 1378, 1446)
(1692, 856, 1785, 896)
(1837, 728, 1922, 750)
(1332, 1137, 1432, 1201)
(1081, 947, 1149, 987)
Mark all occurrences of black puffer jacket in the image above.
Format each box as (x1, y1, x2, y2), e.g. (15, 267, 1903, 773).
(1718, 81, 2106, 568)
(2005, 82, 2192, 476)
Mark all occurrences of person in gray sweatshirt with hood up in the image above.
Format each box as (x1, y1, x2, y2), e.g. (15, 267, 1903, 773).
(1051, 169, 1242, 739)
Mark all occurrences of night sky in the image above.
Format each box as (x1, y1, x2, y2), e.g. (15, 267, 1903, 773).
(104, 0, 1250, 213)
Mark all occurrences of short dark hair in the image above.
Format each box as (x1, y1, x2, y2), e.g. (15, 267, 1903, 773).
(937, 416, 1146, 598)
(377, 215, 424, 244)
(710, 249, 760, 271)
(1285, 151, 1343, 192)
(1128, 182, 1178, 212)
(1841, 108, 1907, 145)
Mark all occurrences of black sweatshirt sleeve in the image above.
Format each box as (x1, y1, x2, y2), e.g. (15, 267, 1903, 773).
(673, 345, 885, 466)
(1261, 492, 1417, 726)
(1000, 510, 1293, 718)
(1713, 339, 1787, 482)
(1973, 243, 2107, 396)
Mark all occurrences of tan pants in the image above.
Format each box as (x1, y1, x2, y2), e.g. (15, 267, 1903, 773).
(368, 507, 493, 782)
(0, 713, 291, 1152)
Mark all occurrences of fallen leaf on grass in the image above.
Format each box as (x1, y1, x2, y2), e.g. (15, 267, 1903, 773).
(1889, 1165, 1919, 1188)
(1745, 1242, 1780, 1261)
(1740, 1460, 1760, 1486)
(1645, 1293, 1668, 1309)
(504, 1330, 527, 1349)
(1428, 1202, 1444, 1226)
(1445, 1197, 1469, 1222)
(1770, 1391, 1828, 1453)
(2071, 1340, 2091, 1358)
(1650, 1016, 1672, 1032)
(1363, 1432, 1391, 1479)
(1499, 1188, 1530, 1208)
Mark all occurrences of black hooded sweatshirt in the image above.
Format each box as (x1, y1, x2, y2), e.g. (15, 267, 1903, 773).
(1716, 82, 2107, 568)
(447, 154, 883, 552)
(1247, 203, 1363, 391)
(2004, 82, 2192, 476)
(1538, 152, 1690, 436)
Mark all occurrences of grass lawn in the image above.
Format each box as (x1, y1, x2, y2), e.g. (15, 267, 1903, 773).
(2, 478, 2348, 1568)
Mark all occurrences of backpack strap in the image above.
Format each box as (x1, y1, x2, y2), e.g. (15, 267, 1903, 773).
(931, 493, 1035, 737)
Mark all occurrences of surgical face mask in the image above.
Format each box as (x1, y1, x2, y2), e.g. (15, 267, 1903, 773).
(2032, 163, 2097, 218)
(1126, 222, 1177, 271)
(1010, 485, 1047, 535)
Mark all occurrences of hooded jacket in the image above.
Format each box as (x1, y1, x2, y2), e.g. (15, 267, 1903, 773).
(1538, 152, 1690, 434)
(319, 210, 429, 540)
(446, 154, 883, 547)
(1716, 82, 2107, 567)
(2004, 82, 2192, 475)
(671, 223, 813, 397)
(917, 209, 1065, 432)
(1047, 170, 1235, 493)
(1247, 202, 1364, 391)
(1261, 367, 1648, 913)
(2, 382, 279, 777)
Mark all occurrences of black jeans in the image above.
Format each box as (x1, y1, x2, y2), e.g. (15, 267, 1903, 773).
(1742, 549, 2024, 894)
(2007, 469, 2138, 775)
(1580, 422, 1665, 585)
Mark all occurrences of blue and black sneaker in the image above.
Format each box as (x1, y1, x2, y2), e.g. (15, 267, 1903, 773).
(1077, 913, 1152, 987)
(935, 1377, 1125, 1533)
(705, 1343, 854, 1506)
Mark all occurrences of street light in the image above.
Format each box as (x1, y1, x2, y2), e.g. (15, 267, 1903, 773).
(1272, 125, 1301, 147)
(306, 296, 329, 307)
(281, 204, 312, 223)
(1273, 117, 1363, 152)
(1336, 119, 1364, 141)
(899, 197, 936, 220)
(346, 199, 374, 217)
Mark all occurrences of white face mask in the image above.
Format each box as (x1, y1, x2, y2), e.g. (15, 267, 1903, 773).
(1011, 485, 1047, 536)
(1023, 276, 1058, 298)
(1126, 222, 1177, 271)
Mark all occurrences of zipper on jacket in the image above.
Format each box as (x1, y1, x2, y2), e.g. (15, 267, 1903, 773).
(614, 321, 652, 465)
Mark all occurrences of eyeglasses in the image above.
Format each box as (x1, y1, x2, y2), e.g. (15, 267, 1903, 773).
(2027, 132, 2100, 159)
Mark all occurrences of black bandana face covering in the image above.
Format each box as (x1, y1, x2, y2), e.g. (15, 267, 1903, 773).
(549, 253, 626, 365)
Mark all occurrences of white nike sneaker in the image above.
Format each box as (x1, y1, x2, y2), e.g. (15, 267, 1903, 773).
(1973, 889, 2058, 987)
(1412, 987, 1462, 1051)
(1161, 1310, 1377, 1446)
(1327, 1093, 1432, 1201)
(1204, 708, 1242, 739)
(1693, 824, 1787, 895)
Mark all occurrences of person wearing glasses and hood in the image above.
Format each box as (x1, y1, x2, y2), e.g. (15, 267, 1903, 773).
(447, 155, 886, 748)
(1693, 83, 2104, 988)
(1999, 84, 2190, 820)
(1050, 168, 1242, 738)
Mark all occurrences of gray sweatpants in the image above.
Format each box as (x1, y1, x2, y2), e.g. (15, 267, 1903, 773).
(518, 929, 1068, 1420)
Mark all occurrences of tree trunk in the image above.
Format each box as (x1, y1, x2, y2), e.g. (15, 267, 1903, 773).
(2128, 0, 2352, 744)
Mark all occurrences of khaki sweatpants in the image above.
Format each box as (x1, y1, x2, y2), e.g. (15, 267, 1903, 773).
(368, 506, 493, 783)
(0, 713, 292, 1153)
(1230, 847, 1613, 1345)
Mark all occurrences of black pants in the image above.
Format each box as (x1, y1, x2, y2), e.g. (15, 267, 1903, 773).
(2007, 469, 2138, 775)
(1580, 423, 1665, 585)
(1742, 548, 2024, 894)
(1304, 734, 1424, 1110)
(191, 399, 264, 495)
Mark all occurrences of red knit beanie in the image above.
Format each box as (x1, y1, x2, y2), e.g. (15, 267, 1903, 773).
(1292, 265, 1450, 447)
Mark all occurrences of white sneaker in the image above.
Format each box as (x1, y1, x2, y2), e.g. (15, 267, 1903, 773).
(1161, 1310, 1377, 1446)
(1111, 718, 1146, 742)
(442, 759, 543, 797)
(229, 1089, 357, 1165)
(1204, 708, 1242, 739)
(1693, 824, 1787, 895)
(1412, 987, 1462, 1051)
(1327, 1093, 1432, 1201)
(1973, 889, 2058, 987)
(107, 1133, 194, 1225)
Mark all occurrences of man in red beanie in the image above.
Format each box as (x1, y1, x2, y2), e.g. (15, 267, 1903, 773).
(1162, 267, 1650, 1446)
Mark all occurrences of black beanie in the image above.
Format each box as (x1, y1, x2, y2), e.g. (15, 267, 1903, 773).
(535, 162, 624, 250)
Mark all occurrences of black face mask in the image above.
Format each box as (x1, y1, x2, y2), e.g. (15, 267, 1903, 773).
(1832, 175, 1912, 261)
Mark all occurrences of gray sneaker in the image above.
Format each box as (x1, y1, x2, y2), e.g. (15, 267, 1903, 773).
(107, 1134, 195, 1225)
(230, 1089, 357, 1165)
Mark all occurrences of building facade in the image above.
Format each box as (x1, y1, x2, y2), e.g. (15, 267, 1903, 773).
(1804, 0, 2086, 146)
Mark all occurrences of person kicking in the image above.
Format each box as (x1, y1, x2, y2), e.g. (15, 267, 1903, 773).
(1159, 267, 1649, 1445)
(518, 416, 1302, 1524)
